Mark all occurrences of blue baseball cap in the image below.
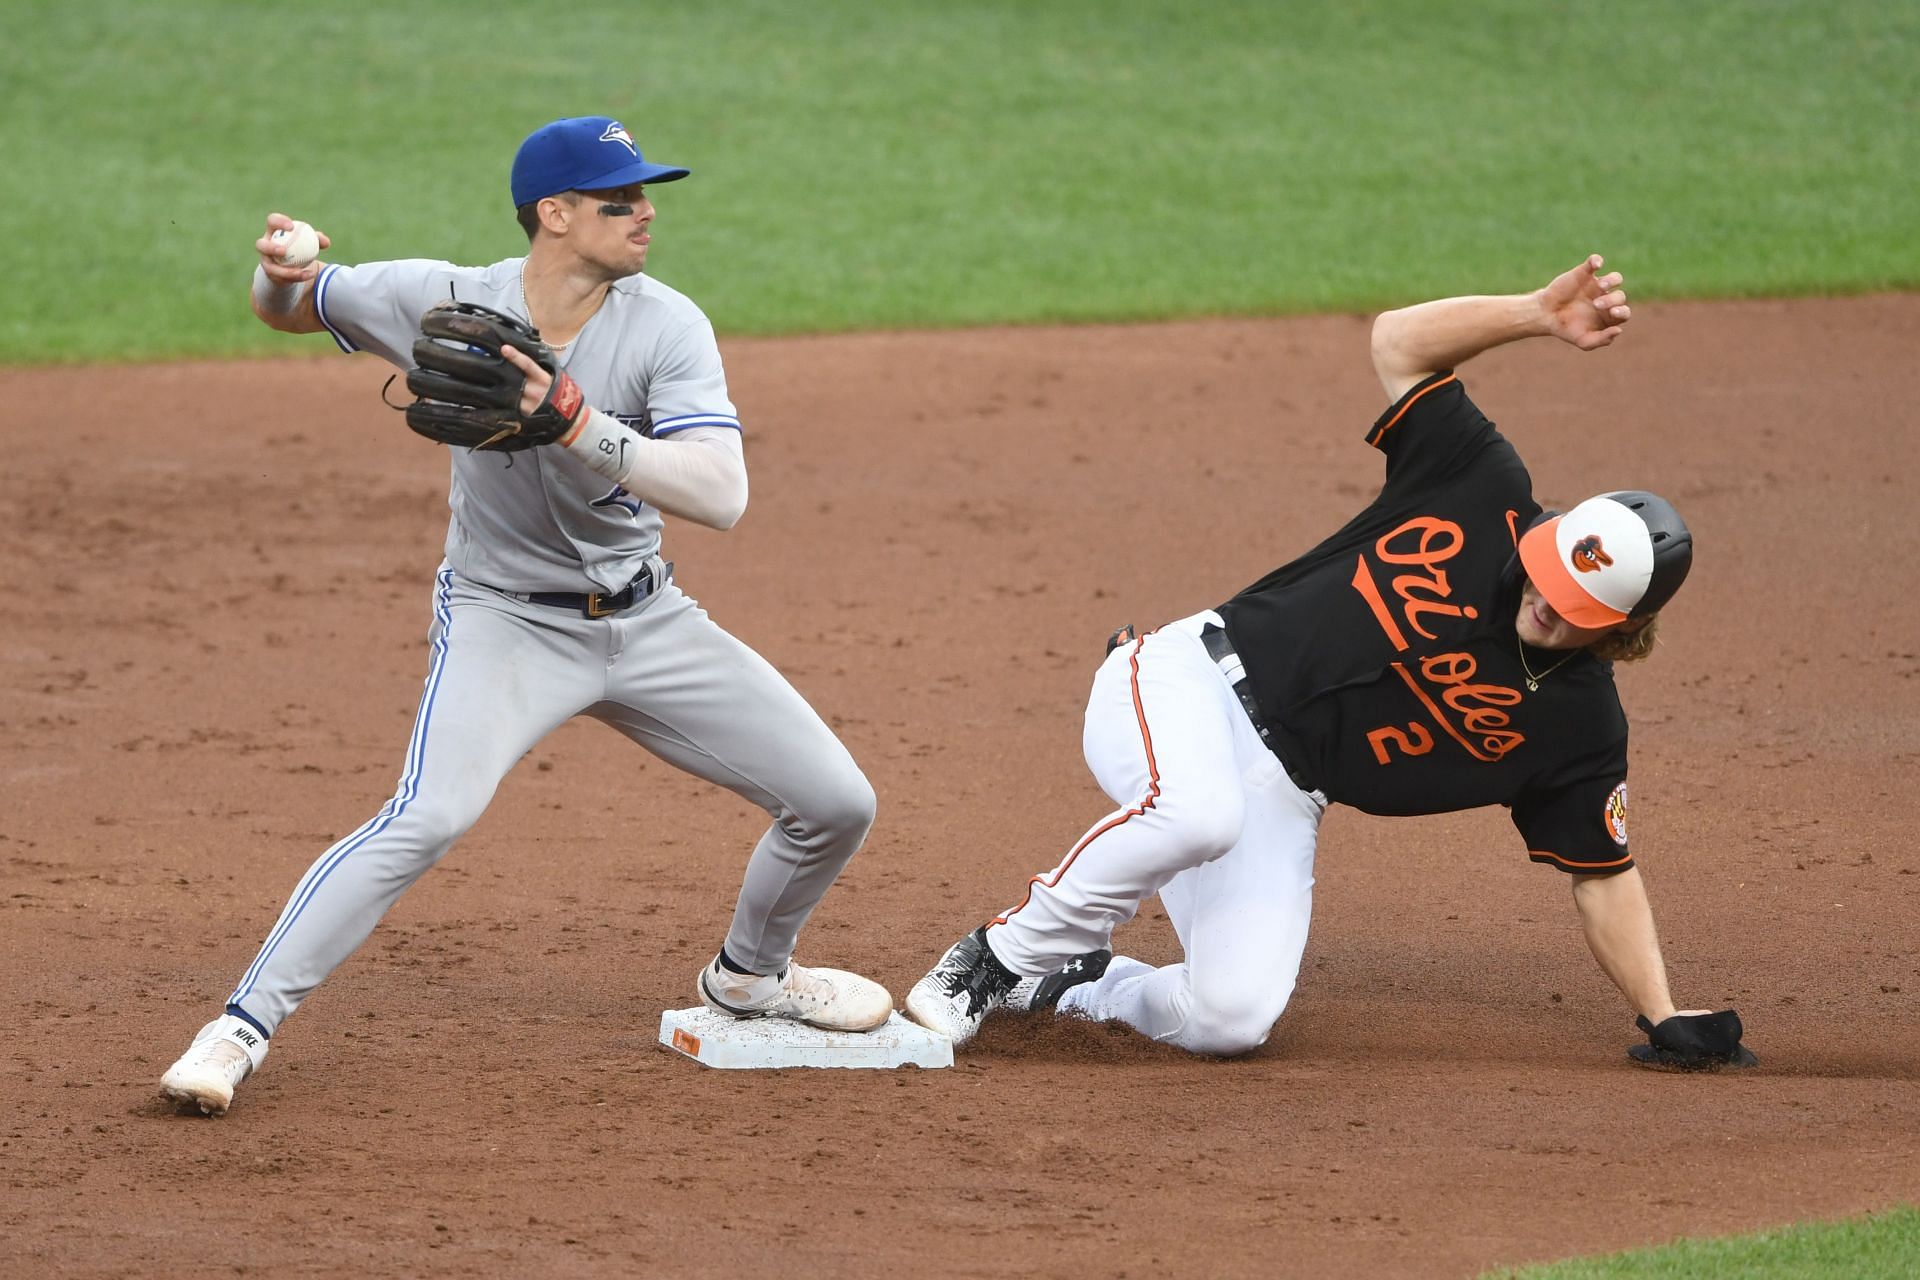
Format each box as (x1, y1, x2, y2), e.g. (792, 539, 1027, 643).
(510, 116, 689, 207)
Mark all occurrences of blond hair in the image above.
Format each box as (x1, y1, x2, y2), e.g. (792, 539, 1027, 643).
(1591, 613, 1660, 664)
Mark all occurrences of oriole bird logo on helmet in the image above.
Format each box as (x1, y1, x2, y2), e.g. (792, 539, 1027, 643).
(1570, 535, 1614, 574)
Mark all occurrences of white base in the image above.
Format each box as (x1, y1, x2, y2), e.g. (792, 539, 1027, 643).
(658, 1007, 953, 1070)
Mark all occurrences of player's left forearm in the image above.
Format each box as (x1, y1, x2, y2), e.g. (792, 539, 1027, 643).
(622, 432, 749, 529)
(1570, 867, 1679, 1024)
(560, 412, 749, 529)
(1369, 293, 1549, 401)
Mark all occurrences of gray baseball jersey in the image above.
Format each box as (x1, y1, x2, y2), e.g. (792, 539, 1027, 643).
(314, 256, 738, 592)
(221, 256, 874, 1038)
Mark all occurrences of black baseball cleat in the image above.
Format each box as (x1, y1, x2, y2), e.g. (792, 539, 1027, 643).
(1006, 948, 1112, 1014)
(904, 927, 1019, 1045)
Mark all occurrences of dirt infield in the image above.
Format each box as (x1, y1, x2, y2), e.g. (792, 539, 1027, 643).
(3, 296, 1916, 1278)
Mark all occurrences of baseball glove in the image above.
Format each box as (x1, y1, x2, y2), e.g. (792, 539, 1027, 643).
(1627, 1010, 1759, 1072)
(401, 300, 587, 451)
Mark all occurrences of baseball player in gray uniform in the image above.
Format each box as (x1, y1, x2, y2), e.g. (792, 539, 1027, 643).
(160, 116, 891, 1116)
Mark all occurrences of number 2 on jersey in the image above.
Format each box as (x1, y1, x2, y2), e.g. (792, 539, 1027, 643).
(1366, 720, 1435, 766)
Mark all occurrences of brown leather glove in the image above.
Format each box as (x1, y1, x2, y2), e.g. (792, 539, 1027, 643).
(401, 300, 586, 451)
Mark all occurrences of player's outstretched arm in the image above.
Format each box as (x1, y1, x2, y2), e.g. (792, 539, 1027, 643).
(250, 212, 330, 334)
(1572, 867, 1759, 1071)
(1369, 254, 1631, 402)
(1569, 867, 1683, 1024)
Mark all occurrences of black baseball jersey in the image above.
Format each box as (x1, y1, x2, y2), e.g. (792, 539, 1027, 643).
(1216, 372, 1634, 874)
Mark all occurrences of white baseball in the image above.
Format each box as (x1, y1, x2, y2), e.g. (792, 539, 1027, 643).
(269, 221, 320, 268)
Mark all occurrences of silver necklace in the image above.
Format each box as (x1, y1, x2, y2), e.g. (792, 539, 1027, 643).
(518, 266, 576, 363)
(1517, 635, 1578, 692)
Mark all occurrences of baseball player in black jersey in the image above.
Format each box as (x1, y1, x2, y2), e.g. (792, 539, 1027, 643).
(908, 254, 1756, 1073)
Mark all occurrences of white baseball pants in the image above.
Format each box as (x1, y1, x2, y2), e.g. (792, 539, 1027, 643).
(986, 611, 1326, 1057)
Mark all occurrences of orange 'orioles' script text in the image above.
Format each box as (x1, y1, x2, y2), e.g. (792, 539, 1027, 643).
(1352, 517, 1526, 764)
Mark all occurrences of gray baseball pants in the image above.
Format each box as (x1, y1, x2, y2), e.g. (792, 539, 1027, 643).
(225, 563, 875, 1035)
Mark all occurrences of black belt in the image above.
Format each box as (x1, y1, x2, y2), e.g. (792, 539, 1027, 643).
(1199, 622, 1319, 795)
(518, 561, 670, 618)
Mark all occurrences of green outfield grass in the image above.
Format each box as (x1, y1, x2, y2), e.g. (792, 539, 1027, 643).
(2, 2, 1915, 1274)
(1, 0, 1914, 362)
(1483, 1206, 1920, 1279)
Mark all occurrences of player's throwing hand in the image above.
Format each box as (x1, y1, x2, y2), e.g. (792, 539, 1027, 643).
(253, 212, 331, 285)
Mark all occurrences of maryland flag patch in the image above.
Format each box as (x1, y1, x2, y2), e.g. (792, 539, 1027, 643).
(1604, 782, 1629, 847)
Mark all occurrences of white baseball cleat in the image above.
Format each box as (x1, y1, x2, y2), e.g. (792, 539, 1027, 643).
(159, 1014, 269, 1116)
(697, 955, 893, 1032)
(905, 927, 1019, 1045)
(907, 928, 1113, 1044)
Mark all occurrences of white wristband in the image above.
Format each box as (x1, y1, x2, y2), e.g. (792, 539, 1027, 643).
(251, 263, 307, 315)
(560, 407, 636, 483)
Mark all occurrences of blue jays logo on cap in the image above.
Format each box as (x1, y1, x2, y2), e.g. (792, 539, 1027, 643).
(510, 115, 690, 207)
(599, 122, 637, 155)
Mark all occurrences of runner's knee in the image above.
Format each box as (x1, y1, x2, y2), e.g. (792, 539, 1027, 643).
(1179, 982, 1292, 1058)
